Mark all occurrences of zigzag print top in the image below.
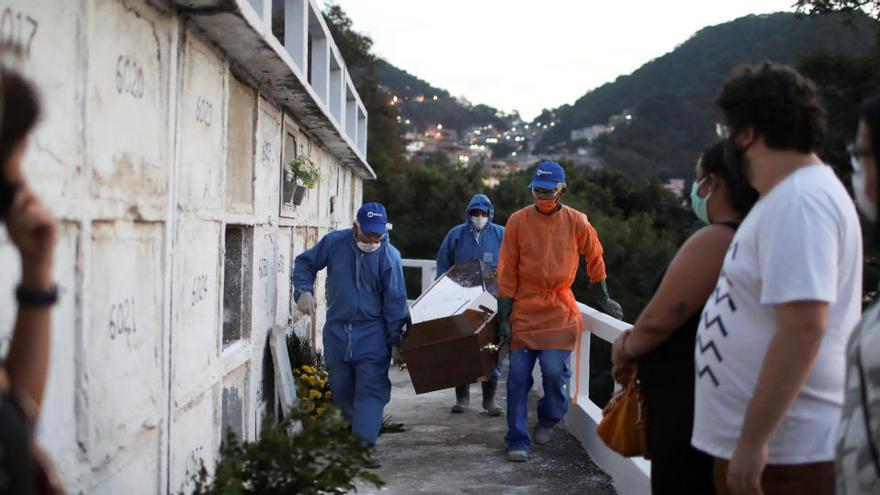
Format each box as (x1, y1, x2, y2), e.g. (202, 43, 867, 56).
(691, 164, 863, 464)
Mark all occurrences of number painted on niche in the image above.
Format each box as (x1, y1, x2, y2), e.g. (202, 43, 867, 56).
(0, 8, 38, 58)
(115, 55, 144, 99)
(261, 142, 272, 163)
(192, 275, 208, 306)
(109, 298, 137, 340)
(195, 97, 212, 127)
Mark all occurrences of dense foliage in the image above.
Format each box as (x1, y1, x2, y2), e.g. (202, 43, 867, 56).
(186, 411, 381, 495)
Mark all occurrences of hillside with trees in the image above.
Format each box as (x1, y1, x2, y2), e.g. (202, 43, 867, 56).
(370, 61, 509, 132)
(536, 12, 878, 179)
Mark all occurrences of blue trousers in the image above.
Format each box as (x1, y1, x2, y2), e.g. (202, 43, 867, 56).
(505, 348, 572, 451)
(322, 321, 391, 445)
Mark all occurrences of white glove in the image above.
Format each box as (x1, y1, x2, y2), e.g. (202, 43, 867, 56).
(295, 291, 316, 316)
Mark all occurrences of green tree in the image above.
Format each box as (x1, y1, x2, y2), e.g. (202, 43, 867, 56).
(798, 50, 880, 173)
(795, 0, 880, 21)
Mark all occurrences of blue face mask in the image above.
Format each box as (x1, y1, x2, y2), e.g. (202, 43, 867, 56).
(690, 178, 712, 224)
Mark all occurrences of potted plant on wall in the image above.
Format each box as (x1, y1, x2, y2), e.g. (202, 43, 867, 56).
(286, 154, 320, 206)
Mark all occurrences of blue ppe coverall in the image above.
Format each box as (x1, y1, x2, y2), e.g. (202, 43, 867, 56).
(292, 229, 409, 445)
(436, 194, 505, 278)
(437, 194, 505, 384)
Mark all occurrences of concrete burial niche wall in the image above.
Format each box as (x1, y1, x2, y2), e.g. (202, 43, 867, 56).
(178, 32, 226, 215)
(0, 0, 369, 492)
(88, 0, 173, 221)
(171, 217, 222, 404)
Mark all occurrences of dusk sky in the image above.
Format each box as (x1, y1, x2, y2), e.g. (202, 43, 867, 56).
(323, 1, 796, 120)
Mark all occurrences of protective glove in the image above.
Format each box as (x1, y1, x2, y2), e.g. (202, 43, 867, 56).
(497, 297, 513, 345)
(295, 291, 316, 316)
(587, 280, 623, 320)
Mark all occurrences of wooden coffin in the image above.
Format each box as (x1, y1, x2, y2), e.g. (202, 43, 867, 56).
(401, 260, 499, 394)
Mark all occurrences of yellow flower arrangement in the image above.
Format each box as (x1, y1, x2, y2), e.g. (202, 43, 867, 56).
(294, 364, 333, 420)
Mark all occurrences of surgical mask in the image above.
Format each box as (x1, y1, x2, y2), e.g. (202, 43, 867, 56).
(535, 197, 560, 213)
(690, 178, 712, 224)
(471, 216, 488, 230)
(851, 155, 877, 222)
(532, 188, 562, 213)
(357, 241, 381, 253)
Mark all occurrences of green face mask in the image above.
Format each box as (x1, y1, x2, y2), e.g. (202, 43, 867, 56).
(690, 178, 712, 224)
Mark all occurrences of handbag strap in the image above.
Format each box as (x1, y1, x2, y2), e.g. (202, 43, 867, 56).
(856, 339, 880, 479)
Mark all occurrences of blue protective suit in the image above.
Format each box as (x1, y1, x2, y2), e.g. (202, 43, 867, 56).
(435, 194, 505, 278)
(292, 229, 409, 444)
(436, 194, 505, 383)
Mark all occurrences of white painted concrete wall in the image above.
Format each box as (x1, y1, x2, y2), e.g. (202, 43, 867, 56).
(0, 0, 370, 493)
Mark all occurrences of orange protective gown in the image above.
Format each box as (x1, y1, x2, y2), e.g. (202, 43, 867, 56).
(497, 204, 607, 351)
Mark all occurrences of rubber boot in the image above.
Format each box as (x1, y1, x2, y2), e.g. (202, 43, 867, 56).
(451, 385, 470, 413)
(482, 379, 503, 417)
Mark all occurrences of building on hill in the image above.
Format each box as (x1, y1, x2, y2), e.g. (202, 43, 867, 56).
(571, 124, 612, 144)
(0, 0, 371, 492)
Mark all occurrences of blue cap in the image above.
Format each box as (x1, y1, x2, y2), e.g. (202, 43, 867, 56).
(357, 202, 388, 234)
(528, 161, 566, 189)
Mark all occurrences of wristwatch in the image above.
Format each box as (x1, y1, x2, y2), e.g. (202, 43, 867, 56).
(15, 284, 59, 307)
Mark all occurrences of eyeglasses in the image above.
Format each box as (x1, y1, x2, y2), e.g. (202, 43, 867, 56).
(532, 186, 563, 200)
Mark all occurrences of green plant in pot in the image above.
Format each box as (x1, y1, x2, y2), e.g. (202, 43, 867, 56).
(286, 155, 320, 206)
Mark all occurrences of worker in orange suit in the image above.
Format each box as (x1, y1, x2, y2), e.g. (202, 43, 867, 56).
(497, 160, 622, 463)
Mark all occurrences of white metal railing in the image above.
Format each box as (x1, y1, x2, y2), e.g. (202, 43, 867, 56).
(401, 258, 438, 301)
(401, 259, 650, 495)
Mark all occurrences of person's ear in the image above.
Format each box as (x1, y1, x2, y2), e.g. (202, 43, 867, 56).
(705, 173, 720, 192)
(739, 126, 757, 148)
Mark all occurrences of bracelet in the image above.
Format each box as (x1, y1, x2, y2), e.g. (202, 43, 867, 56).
(15, 284, 59, 307)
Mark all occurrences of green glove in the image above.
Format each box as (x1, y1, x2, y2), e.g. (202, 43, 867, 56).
(588, 280, 623, 320)
(497, 297, 512, 345)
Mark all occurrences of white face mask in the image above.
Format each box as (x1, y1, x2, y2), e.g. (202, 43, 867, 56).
(471, 216, 488, 230)
(357, 241, 381, 253)
(852, 156, 878, 222)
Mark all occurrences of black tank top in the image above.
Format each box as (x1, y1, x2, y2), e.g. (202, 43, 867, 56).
(638, 221, 739, 390)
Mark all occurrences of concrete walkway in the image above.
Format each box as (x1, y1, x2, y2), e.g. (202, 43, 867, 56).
(355, 368, 617, 494)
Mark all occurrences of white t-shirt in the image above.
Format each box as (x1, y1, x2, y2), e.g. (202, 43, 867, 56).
(691, 164, 863, 464)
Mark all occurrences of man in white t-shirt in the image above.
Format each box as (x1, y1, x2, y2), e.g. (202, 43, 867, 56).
(692, 62, 863, 495)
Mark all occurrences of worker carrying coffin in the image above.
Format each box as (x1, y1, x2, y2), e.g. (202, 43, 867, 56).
(436, 194, 505, 416)
(497, 160, 623, 463)
(291, 202, 409, 468)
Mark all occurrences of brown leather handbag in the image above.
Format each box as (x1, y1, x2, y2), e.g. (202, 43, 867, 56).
(596, 368, 649, 458)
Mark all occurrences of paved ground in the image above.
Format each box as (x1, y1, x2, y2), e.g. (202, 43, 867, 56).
(354, 368, 617, 494)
